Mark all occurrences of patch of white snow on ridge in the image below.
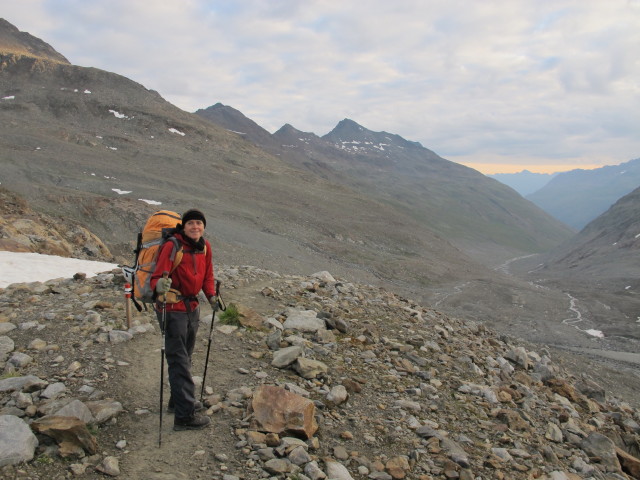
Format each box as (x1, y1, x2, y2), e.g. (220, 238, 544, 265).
(585, 329, 605, 338)
(112, 188, 132, 195)
(139, 199, 162, 205)
(2, 95, 15, 100)
(109, 109, 129, 119)
(168, 128, 186, 136)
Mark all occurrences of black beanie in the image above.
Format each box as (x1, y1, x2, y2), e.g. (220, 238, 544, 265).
(181, 209, 206, 227)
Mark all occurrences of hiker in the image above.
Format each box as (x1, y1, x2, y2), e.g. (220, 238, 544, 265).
(151, 208, 217, 431)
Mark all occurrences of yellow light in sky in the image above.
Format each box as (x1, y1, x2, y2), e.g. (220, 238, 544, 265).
(459, 162, 607, 175)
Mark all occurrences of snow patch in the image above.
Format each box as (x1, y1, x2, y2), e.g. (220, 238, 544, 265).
(139, 199, 162, 205)
(585, 329, 605, 338)
(112, 188, 132, 195)
(109, 109, 130, 119)
(168, 128, 185, 136)
(0, 251, 118, 289)
(2, 95, 15, 100)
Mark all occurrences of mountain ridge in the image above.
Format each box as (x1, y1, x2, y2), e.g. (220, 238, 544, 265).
(526, 158, 640, 230)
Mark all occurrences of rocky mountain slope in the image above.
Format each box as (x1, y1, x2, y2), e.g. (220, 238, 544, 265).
(1, 265, 640, 479)
(0, 187, 112, 260)
(196, 105, 574, 261)
(526, 158, 640, 230)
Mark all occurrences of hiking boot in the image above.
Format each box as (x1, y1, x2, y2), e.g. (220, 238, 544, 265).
(173, 414, 211, 431)
(167, 400, 204, 414)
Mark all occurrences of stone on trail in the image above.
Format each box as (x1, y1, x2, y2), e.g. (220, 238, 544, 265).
(294, 357, 328, 379)
(236, 304, 266, 329)
(41, 381, 66, 399)
(54, 399, 95, 424)
(0, 375, 47, 393)
(0, 335, 15, 361)
(96, 456, 120, 476)
(86, 399, 124, 424)
(249, 385, 318, 439)
(326, 385, 349, 406)
(0, 415, 38, 467)
(271, 345, 304, 368)
(31, 415, 98, 456)
(325, 460, 355, 480)
(283, 309, 325, 333)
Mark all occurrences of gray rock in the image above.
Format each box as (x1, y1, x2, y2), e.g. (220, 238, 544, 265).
(264, 458, 293, 474)
(283, 310, 325, 333)
(294, 357, 328, 379)
(8, 352, 33, 368)
(41, 382, 67, 399)
(96, 456, 120, 476)
(304, 461, 327, 480)
(311, 271, 335, 283)
(441, 437, 470, 468)
(272, 345, 304, 368)
(55, 399, 95, 424)
(325, 460, 354, 480)
(326, 385, 349, 406)
(288, 445, 312, 465)
(266, 329, 283, 350)
(109, 330, 133, 343)
(0, 323, 16, 335)
(545, 422, 564, 442)
(0, 415, 38, 467)
(0, 335, 15, 361)
(86, 400, 123, 424)
(0, 375, 47, 393)
(580, 432, 622, 473)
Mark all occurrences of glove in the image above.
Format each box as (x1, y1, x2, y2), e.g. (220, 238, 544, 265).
(208, 296, 218, 310)
(156, 277, 172, 295)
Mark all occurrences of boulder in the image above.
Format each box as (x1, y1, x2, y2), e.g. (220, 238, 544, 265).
(31, 415, 98, 456)
(0, 415, 38, 467)
(249, 385, 318, 439)
(580, 432, 622, 474)
(272, 345, 304, 368)
(294, 357, 328, 379)
(283, 310, 325, 333)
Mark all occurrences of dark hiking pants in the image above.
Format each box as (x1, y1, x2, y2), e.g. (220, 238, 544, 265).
(157, 307, 200, 420)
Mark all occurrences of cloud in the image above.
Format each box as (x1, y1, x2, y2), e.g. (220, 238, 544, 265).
(2, 0, 639, 173)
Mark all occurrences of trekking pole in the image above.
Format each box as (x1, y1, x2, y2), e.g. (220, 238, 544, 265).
(158, 271, 168, 448)
(200, 280, 222, 402)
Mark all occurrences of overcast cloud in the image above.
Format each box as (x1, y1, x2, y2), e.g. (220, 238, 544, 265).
(3, 1, 639, 173)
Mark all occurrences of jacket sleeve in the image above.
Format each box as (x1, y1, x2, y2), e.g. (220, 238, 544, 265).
(203, 239, 216, 298)
(150, 241, 177, 293)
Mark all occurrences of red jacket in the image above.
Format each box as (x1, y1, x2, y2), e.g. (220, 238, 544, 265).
(150, 232, 215, 312)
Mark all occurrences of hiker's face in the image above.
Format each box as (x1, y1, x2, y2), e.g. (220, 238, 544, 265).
(184, 219, 204, 241)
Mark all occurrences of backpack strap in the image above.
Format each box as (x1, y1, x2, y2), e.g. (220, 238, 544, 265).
(168, 237, 183, 274)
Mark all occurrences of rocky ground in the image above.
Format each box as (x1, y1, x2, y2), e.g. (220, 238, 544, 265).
(1, 265, 640, 479)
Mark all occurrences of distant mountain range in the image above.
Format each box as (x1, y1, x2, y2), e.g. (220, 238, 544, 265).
(525, 158, 640, 230)
(488, 170, 558, 196)
(489, 160, 640, 231)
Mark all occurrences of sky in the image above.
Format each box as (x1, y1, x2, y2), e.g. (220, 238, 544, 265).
(0, 251, 118, 288)
(2, 1, 640, 174)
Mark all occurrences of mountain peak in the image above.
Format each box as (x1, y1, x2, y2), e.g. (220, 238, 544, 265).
(0, 18, 70, 64)
(328, 118, 367, 138)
